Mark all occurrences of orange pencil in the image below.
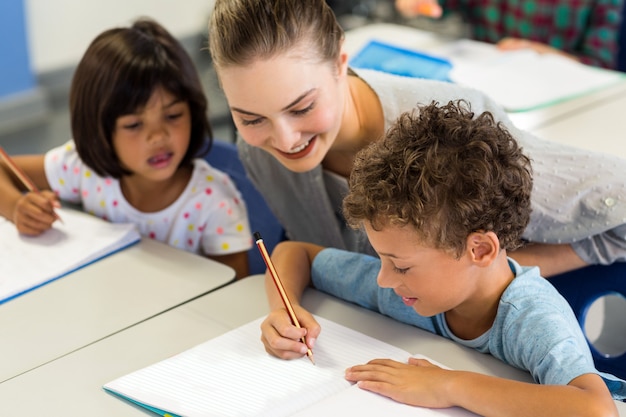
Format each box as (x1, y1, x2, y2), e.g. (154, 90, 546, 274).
(0, 146, 63, 223)
(254, 231, 315, 365)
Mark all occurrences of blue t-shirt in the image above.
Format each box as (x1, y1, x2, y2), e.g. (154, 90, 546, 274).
(311, 248, 626, 400)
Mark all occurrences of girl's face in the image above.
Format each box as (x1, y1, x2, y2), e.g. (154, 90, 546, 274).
(218, 48, 349, 173)
(112, 87, 191, 184)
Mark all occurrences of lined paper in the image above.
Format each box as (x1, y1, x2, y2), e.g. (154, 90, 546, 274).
(436, 39, 625, 112)
(104, 316, 412, 417)
(0, 208, 140, 304)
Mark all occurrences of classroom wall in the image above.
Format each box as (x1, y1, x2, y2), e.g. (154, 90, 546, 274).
(24, 0, 216, 74)
(0, 0, 47, 134)
(0, 0, 216, 135)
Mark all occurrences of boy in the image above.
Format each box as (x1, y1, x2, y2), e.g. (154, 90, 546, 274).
(260, 101, 625, 416)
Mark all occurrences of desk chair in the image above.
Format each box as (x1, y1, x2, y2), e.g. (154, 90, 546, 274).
(550, 263, 626, 379)
(205, 140, 286, 275)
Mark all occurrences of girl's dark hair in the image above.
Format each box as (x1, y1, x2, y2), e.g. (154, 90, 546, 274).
(69, 18, 212, 178)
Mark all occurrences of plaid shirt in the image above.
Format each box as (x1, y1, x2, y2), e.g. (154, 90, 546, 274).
(442, 0, 624, 68)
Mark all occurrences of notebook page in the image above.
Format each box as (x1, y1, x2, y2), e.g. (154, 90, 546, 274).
(0, 208, 140, 303)
(104, 316, 412, 417)
(434, 39, 625, 112)
(293, 353, 480, 417)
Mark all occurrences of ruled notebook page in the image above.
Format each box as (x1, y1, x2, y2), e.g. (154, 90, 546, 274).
(0, 208, 140, 304)
(104, 316, 412, 417)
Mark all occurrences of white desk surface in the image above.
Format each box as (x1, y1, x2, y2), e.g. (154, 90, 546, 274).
(344, 23, 626, 158)
(1, 275, 624, 416)
(0, 238, 235, 383)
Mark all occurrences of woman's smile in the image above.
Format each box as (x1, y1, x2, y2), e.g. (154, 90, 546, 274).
(276, 136, 317, 159)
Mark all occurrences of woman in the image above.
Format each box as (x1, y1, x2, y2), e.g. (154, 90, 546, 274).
(208, 0, 626, 277)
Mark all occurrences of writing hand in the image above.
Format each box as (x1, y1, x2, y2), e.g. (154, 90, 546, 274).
(12, 190, 61, 235)
(260, 305, 320, 360)
(345, 357, 455, 408)
(395, 0, 442, 18)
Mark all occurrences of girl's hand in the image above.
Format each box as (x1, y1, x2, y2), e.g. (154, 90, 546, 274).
(12, 191, 60, 235)
(260, 304, 320, 360)
(395, 0, 442, 18)
(345, 357, 455, 408)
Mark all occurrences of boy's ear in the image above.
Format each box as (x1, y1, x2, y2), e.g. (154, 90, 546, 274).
(467, 231, 500, 266)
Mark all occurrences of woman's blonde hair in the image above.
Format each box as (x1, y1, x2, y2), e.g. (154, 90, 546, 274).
(208, 0, 344, 69)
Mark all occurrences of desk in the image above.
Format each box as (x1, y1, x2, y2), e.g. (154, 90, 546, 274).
(344, 23, 626, 158)
(1, 275, 624, 416)
(0, 238, 234, 383)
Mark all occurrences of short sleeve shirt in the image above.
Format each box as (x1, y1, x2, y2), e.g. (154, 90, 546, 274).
(44, 140, 252, 256)
(311, 248, 626, 400)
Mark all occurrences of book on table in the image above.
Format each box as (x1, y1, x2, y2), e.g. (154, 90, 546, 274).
(104, 315, 479, 417)
(0, 207, 140, 304)
(350, 38, 625, 113)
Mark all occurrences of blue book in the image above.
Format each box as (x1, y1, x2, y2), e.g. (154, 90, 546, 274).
(349, 39, 453, 82)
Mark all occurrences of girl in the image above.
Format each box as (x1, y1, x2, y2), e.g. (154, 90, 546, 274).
(0, 18, 251, 279)
(207, 0, 626, 278)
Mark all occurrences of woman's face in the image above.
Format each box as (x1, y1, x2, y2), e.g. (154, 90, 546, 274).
(218, 48, 348, 173)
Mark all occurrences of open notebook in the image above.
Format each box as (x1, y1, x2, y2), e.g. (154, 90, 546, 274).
(0, 208, 140, 304)
(104, 316, 479, 417)
(350, 39, 625, 113)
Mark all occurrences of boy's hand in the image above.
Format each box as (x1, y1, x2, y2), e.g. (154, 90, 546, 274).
(395, 0, 442, 18)
(260, 305, 320, 360)
(12, 191, 60, 235)
(345, 357, 455, 408)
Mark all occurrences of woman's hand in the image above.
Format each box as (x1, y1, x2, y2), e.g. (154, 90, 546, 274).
(260, 304, 321, 360)
(497, 38, 578, 62)
(395, 0, 442, 18)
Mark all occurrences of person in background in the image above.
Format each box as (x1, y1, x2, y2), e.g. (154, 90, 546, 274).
(260, 101, 625, 415)
(0, 18, 252, 278)
(395, 0, 624, 69)
(208, 0, 626, 278)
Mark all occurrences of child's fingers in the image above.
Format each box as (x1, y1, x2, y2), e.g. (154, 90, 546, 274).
(260, 309, 315, 359)
(13, 194, 58, 234)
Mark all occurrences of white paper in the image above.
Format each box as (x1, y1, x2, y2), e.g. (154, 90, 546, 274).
(105, 316, 478, 417)
(434, 39, 625, 112)
(0, 208, 140, 303)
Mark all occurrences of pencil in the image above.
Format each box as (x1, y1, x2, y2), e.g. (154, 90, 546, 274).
(0, 146, 63, 223)
(254, 232, 315, 365)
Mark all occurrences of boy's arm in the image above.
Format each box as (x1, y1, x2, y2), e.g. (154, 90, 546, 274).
(347, 358, 617, 417)
(260, 241, 325, 360)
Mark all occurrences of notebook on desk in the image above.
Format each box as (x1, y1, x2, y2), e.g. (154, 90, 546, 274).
(350, 39, 453, 82)
(0, 208, 140, 304)
(351, 39, 625, 113)
(104, 316, 479, 417)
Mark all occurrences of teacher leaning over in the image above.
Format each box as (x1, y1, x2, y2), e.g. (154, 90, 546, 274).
(208, 0, 626, 277)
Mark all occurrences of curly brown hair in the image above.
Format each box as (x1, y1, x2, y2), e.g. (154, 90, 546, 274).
(343, 100, 532, 258)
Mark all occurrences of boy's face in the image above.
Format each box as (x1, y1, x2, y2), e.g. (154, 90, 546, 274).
(364, 222, 479, 318)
